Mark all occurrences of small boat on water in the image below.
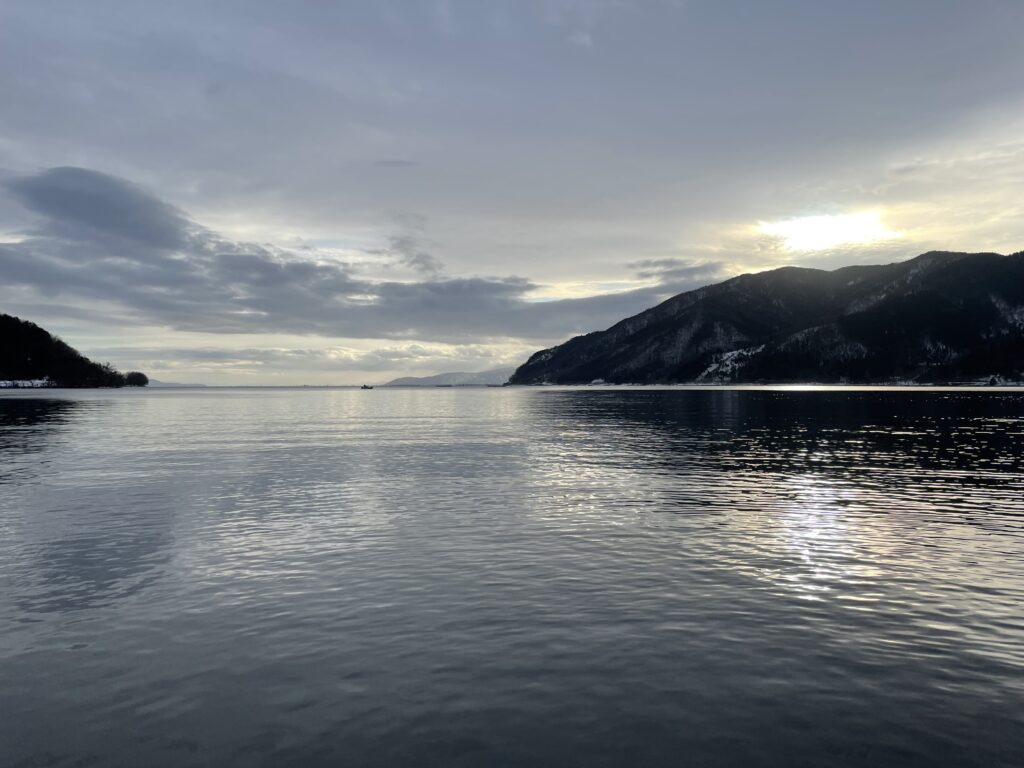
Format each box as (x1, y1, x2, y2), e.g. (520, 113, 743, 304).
(361, 384, 374, 390)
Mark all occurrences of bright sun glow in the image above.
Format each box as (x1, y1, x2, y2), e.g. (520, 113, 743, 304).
(758, 211, 899, 251)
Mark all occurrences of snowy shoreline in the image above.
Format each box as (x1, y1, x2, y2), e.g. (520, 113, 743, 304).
(0, 378, 54, 388)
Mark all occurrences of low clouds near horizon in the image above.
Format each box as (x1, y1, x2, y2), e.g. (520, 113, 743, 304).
(2, 1, 1024, 382)
(0, 166, 720, 380)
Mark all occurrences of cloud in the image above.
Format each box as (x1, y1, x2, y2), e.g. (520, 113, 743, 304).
(629, 258, 728, 285)
(0, 167, 668, 343)
(383, 233, 446, 275)
(2, 0, 1023, 300)
(373, 159, 417, 168)
(567, 30, 593, 48)
(8, 166, 192, 251)
(757, 211, 900, 251)
(87, 340, 528, 381)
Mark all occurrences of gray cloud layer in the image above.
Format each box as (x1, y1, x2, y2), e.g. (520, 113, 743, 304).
(1, 167, 712, 342)
(3, 1, 1022, 279)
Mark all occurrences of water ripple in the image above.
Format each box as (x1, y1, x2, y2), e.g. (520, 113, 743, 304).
(0, 387, 1022, 767)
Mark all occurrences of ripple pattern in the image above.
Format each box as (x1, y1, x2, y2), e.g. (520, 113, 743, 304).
(1, 387, 1022, 767)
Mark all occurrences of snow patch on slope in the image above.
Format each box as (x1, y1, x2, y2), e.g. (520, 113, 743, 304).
(697, 345, 764, 382)
(991, 294, 1024, 329)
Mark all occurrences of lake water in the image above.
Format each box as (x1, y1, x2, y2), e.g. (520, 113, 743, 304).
(1, 387, 1023, 767)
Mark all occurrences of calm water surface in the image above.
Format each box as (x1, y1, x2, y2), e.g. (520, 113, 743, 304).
(1, 387, 1022, 767)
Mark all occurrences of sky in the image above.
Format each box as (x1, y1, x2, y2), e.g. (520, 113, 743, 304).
(2, 0, 1023, 384)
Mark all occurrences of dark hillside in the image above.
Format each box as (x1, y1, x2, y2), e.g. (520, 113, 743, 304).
(0, 313, 142, 387)
(511, 252, 1024, 384)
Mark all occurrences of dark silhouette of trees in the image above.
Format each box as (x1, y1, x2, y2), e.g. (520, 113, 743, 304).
(1, 313, 146, 387)
(125, 371, 149, 387)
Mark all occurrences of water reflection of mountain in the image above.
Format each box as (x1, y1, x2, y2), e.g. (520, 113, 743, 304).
(522, 389, 1024, 513)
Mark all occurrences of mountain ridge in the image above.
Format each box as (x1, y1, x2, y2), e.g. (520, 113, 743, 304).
(385, 367, 515, 387)
(510, 251, 1024, 385)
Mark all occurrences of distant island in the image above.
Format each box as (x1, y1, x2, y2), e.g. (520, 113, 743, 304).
(0, 313, 148, 388)
(385, 367, 515, 387)
(511, 251, 1024, 385)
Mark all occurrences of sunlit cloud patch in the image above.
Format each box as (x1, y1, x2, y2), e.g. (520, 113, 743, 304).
(758, 211, 900, 251)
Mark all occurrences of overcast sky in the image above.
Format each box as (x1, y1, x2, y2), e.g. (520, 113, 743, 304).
(2, 1, 1023, 383)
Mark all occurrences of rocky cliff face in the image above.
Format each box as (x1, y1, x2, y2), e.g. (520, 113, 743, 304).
(510, 252, 1024, 384)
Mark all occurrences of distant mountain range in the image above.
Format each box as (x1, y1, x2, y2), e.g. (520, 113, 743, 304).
(510, 251, 1024, 385)
(385, 367, 515, 387)
(0, 313, 148, 387)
